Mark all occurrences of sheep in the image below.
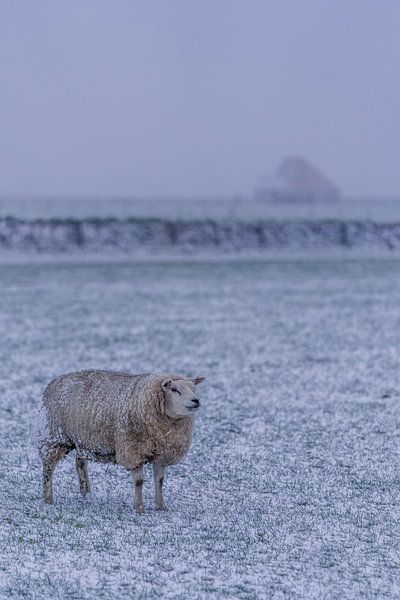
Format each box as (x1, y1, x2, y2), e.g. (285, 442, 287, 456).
(38, 370, 205, 512)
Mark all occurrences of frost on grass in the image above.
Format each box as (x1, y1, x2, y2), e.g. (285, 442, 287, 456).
(3, 217, 400, 254)
(0, 260, 399, 598)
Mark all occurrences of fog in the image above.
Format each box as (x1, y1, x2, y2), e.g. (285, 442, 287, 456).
(1, 1, 399, 198)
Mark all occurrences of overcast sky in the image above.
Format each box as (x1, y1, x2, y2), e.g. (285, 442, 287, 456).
(1, 1, 399, 199)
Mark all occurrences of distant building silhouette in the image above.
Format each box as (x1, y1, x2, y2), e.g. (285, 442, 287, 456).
(256, 156, 341, 202)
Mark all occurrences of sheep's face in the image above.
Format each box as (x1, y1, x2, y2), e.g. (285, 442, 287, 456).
(162, 377, 205, 418)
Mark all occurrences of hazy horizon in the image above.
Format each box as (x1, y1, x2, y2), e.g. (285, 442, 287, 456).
(1, 1, 399, 199)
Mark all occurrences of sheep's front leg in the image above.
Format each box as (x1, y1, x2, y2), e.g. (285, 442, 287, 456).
(131, 466, 144, 513)
(76, 456, 91, 496)
(153, 464, 166, 511)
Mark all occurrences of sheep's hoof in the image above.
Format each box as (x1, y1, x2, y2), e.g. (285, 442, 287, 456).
(156, 504, 167, 512)
(135, 505, 144, 514)
(44, 496, 53, 504)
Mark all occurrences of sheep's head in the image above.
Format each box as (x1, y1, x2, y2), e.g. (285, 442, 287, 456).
(161, 376, 205, 418)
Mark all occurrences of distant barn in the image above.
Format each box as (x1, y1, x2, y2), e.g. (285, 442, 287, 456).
(256, 156, 341, 202)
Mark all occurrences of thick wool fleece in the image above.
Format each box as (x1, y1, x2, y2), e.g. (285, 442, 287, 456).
(38, 370, 194, 470)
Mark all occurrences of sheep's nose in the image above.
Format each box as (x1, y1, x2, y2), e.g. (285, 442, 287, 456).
(192, 398, 200, 406)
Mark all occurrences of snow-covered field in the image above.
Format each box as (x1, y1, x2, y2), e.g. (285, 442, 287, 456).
(3, 197, 400, 256)
(1, 196, 400, 222)
(0, 259, 399, 598)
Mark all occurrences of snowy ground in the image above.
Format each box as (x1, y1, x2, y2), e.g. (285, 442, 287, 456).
(2, 195, 400, 222)
(0, 259, 399, 598)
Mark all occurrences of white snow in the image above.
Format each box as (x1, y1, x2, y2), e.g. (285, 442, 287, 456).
(0, 258, 399, 598)
(1, 196, 400, 222)
(2, 218, 400, 255)
(1, 197, 400, 257)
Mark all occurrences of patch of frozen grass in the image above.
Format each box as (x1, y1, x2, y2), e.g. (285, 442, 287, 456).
(0, 260, 399, 598)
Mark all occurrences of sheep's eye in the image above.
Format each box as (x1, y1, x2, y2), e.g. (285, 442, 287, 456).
(171, 387, 181, 395)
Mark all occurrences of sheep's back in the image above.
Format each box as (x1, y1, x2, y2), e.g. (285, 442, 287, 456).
(42, 370, 147, 452)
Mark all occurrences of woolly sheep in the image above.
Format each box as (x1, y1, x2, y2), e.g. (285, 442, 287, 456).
(38, 370, 205, 512)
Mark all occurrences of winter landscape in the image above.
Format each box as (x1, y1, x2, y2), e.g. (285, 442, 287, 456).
(2, 1, 400, 598)
(0, 253, 399, 598)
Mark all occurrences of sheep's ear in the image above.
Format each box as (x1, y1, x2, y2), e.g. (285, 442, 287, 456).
(161, 378, 172, 390)
(189, 376, 206, 385)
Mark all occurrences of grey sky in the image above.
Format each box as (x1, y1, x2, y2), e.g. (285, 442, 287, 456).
(1, 1, 399, 198)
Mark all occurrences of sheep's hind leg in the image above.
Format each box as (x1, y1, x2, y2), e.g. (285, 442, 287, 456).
(153, 464, 166, 511)
(131, 466, 144, 513)
(42, 446, 69, 504)
(76, 456, 91, 497)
